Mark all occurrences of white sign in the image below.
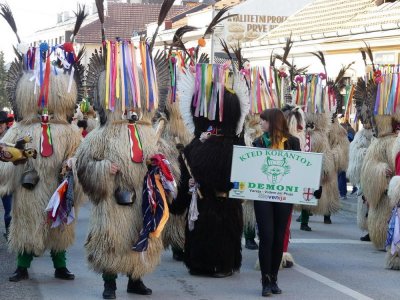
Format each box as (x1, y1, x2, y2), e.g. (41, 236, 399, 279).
(218, 0, 312, 46)
(229, 146, 323, 205)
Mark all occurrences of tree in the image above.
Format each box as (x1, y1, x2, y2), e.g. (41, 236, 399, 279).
(0, 51, 10, 110)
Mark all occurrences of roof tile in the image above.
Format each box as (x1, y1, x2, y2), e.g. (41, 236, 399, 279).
(76, 2, 191, 43)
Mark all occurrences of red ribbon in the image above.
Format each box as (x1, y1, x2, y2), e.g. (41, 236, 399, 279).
(37, 56, 51, 108)
(128, 124, 144, 163)
(40, 123, 53, 157)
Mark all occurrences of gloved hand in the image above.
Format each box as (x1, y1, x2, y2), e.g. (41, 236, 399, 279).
(314, 186, 323, 199)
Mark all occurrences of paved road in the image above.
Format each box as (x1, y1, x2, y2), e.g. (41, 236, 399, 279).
(0, 194, 399, 300)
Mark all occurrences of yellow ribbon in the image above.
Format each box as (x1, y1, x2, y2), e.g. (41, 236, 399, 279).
(105, 41, 111, 110)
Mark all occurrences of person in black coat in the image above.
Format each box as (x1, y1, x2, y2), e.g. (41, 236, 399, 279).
(170, 89, 244, 278)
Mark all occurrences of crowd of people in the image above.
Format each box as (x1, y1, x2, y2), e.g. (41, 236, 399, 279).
(1, 1, 400, 299)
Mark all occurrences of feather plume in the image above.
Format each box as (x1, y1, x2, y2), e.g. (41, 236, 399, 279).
(363, 42, 374, 65)
(0, 3, 20, 43)
(310, 50, 327, 76)
(150, 0, 176, 51)
(173, 25, 197, 44)
(231, 43, 245, 71)
(153, 50, 170, 112)
(95, 0, 104, 24)
(203, 6, 235, 38)
(12, 46, 23, 62)
(74, 46, 86, 103)
(95, 0, 106, 48)
(170, 25, 197, 54)
(5, 59, 23, 121)
(157, 0, 175, 26)
(334, 62, 354, 86)
(281, 34, 293, 65)
(178, 71, 196, 134)
(274, 54, 293, 68)
(359, 48, 367, 66)
(198, 53, 209, 64)
(220, 38, 233, 62)
(354, 77, 368, 125)
(72, 4, 88, 42)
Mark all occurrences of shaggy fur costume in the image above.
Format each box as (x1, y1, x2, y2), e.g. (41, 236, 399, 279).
(386, 175, 400, 270)
(0, 71, 84, 256)
(360, 115, 396, 249)
(347, 128, 373, 231)
(305, 113, 340, 215)
(328, 119, 350, 173)
(75, 69, 171, 278)
(347, 128, 373, 187)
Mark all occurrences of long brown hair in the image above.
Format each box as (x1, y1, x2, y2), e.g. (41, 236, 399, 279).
(260, 108, 290, 146)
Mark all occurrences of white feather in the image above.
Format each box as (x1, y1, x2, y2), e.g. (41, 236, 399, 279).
(177, 70, 195, 135)
(233, 73, 250, 135)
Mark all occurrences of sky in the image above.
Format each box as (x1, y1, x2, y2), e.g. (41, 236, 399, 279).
(0, 0, 94, 63)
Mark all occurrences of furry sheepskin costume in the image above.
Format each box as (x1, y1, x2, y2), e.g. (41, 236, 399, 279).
(360, 115, 398, 249)
(348, 127, 373, 231)
(305, 113, 340, 216)
(170, 69, 248, 276)
(328, 118, 349, 174)
(0, 70, 84, 257)
(75, 53, 173, 278)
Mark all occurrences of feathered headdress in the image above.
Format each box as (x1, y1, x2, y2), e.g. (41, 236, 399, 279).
(86, 0, 171, 125)
(177, 62, 249, 137)
(0, 3, 87, 121)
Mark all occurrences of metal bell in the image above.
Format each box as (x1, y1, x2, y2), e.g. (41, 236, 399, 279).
(21, 169, 40, 190)
(114, 187, 136, 206)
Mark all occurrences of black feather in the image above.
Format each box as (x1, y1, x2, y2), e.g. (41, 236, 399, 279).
(12, 46, 23, 62)
(0, 3, 20, 43)
(274, 54, 293, 68)
(150, 0, 176, 51)
(173, 25, 197, 44)
(95, 0, 104, 24)
(231, 43, 245, 71)
(219, 39, 233, 61)
(203, 6, 235, 37)
(363, 41, 375, 71)
(281, 34, 293, 64)
(198, 53, 210, 64)
(334, 62, 354, 86)
(310, 50, 327, 76)
(72, 4, 88, 41)
(158, 0, 175, 26)
(359, 48, 367, 65)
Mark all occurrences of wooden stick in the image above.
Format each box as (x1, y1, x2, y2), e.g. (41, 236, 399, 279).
(174, 136, 203, 199)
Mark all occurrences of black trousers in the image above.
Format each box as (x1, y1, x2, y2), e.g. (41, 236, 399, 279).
(254, 201, 293, 277)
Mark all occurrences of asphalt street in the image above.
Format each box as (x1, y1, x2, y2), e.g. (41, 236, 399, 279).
(0, 193, 399, 300)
